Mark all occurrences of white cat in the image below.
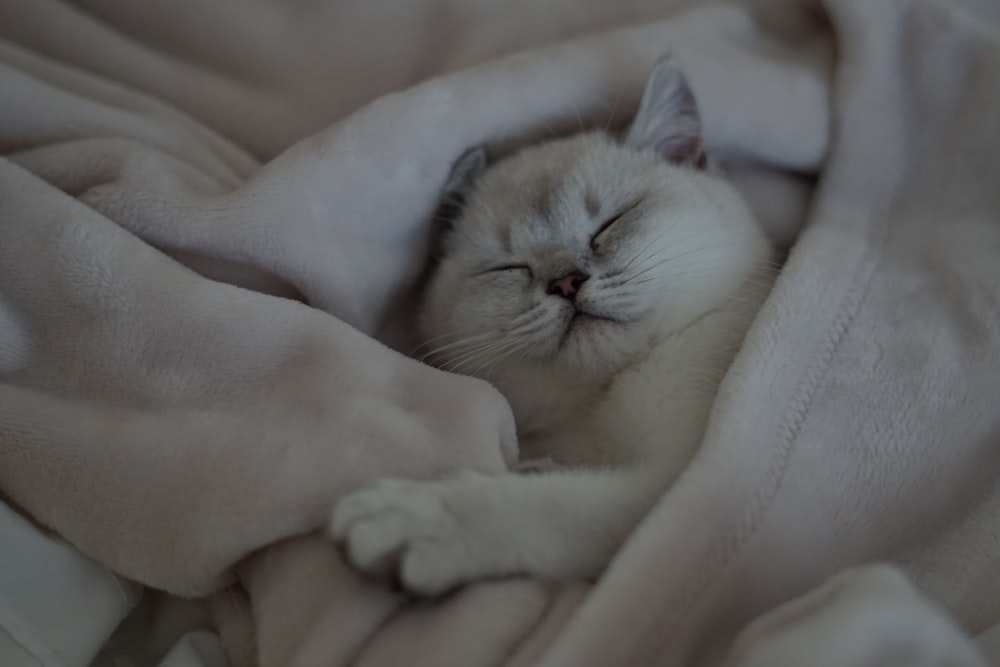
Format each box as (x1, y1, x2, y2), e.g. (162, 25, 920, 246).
(330, 55, 776, 595)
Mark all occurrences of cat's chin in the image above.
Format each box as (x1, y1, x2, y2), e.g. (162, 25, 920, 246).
(558, 310, 621, 347)
(553, 311, 641, 375)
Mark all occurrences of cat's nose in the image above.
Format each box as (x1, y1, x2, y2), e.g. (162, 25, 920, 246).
(548, 270, 589, 300)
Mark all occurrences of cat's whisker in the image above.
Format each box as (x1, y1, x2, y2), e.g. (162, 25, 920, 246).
(572, 104, 585, 134)
(438, 314, 552, 375)
(603, 238, 675, 288)
(627, 250, 706, 283)
(445, 338, 519, 375)
(416, 330, 519, 363)
(449, 337, 528, 376)
(451, 346, 512, 376)
(645, 255, 781, 278)
(618, 257, 778, 283)
(437, 326, 529, 361)
(627, 264, 776, 286)
(539, 118, 561, 141)
(623, 238, 782, 286)
(603, 86, 625, 135)
(747, 257, 786, 270)
(624, 280, 773, 304)
(618, 236, 675, 277)
(510, 333, 541, 370)
(625, 223, 752, 269)
(420, 324, 536, 362)
(413, 310, 547, 359)
(417, 311, 542, 347)
(412, 329, 498, 359)
(625, 236, 737, 277)
(467, 339, 532, 378)
(642, 257, 778, 277)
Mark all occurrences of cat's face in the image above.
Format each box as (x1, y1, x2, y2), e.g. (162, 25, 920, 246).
(419, 56, 771, 390)
(420, 133, 769, 383)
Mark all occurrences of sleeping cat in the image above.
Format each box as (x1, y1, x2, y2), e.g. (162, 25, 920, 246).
(330, 55, 776, 595)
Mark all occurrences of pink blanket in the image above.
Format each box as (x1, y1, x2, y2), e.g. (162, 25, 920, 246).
(1, 0, 998, 665)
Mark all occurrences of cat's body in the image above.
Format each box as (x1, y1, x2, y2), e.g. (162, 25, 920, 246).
(331, 56, 776, 595)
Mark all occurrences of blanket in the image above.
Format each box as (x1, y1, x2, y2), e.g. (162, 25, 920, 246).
(1, 0, 998, 665)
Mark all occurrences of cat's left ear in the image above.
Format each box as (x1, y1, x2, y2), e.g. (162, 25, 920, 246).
(624, 54, 706, 169)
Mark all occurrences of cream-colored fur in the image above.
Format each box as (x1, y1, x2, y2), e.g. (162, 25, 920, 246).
(330, 56, 775, 595)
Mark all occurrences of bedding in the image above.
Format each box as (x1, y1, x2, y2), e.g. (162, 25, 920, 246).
(0, 0, 998, 665)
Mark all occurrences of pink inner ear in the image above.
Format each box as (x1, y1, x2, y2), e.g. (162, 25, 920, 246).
(655, 135, 705, 168)
(676, 138, 704, 167)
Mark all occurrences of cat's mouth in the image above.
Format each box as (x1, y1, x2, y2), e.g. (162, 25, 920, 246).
(559, 308, 620, 346)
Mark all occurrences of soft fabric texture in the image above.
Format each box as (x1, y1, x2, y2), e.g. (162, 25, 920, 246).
(0, 0, 998, 665)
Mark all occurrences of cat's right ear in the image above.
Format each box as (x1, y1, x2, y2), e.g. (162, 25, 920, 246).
(437, 147, 487, 228)
(431, 147, 487, 260)
(624, 54, 705, 169)
(436, 146, 486, 227)
(442, 147, 487, 208)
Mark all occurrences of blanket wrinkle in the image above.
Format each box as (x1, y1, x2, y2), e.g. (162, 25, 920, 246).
(0, 157, 517, 597)
(0, 40, 255, 185)
(1, 0, 999, 666)
(5, 0, 833, 159)
(721, 565, 992, 667)
(1, 0, 290, 158)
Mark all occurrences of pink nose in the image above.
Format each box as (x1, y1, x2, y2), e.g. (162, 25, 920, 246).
(548, 271, 589, 300)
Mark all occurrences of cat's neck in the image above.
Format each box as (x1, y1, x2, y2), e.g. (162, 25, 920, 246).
(483, 326, 659, 458)
(487, 363, 607, 443)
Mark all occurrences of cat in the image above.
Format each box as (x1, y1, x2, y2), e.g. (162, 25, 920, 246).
(329, 54, 776, 596)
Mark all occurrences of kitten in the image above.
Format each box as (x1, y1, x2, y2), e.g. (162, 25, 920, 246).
(329, 55, 776, 595)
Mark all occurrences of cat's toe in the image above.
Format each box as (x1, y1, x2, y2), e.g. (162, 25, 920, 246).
(329, 479, 409, 542)
(339, 512, 412, 580)
(329, 479, 469, 594)
(397, 540, 467, 596)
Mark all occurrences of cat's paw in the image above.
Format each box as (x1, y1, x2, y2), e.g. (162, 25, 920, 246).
(329, 477, 480, 596)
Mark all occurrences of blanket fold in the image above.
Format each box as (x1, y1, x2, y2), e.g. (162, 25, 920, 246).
(0, 156, 517, 595)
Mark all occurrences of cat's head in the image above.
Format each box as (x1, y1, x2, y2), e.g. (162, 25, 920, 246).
(419, 55, 771, 387)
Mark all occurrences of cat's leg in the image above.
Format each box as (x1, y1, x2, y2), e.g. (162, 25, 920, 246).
(329, 467, 665, 595)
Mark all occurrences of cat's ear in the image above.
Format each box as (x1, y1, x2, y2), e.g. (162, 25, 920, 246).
(624, 55, 706, 169)
(431, 147, 487, 261)
(442, 146, 487, 208)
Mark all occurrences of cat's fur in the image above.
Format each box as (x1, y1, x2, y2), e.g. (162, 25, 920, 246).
(330, 55, 776, 595)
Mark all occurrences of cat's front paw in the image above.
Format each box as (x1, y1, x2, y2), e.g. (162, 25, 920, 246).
(329, 477, 480, 596)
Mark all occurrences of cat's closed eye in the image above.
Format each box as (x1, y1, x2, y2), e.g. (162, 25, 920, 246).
(590, 201, 642, 252)
(590, 213, 624, 252)
(483, 264, 533, 277)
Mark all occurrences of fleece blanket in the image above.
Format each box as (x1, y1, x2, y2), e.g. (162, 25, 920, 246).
(1, 0, 999, 665)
